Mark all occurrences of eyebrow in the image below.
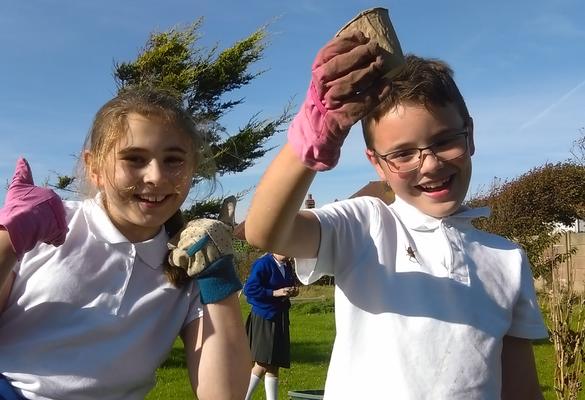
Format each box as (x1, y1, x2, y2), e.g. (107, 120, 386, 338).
(380, 126, 467, 154)
(117, 146, 188, 155)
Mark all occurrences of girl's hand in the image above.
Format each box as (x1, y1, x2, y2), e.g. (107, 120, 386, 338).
(273, 286, 297, 298)
(0, 158, 68, 260)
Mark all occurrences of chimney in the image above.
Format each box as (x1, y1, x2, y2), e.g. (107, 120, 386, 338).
(305, 193, 316, 209)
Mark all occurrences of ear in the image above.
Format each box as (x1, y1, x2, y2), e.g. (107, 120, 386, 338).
(83, 150, 102, 187)
(219, 195, 237, 226)
(467, 118, 475, 156)
(365, 149, 388, 181)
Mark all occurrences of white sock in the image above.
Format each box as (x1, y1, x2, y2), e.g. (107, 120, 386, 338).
(245, 374, 261, 400)
(264, 375, 279, 400)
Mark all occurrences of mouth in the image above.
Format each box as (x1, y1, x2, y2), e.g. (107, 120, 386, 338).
(134, 193, 172, 206)
(416, 176, 453, 193)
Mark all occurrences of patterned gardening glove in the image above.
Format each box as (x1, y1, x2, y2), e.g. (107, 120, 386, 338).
(0, 158, 68, 260)
(167, 196, 242, 304)
(288, 31, 392, 171)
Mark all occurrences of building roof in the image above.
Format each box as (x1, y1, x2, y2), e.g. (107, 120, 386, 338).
(349, 180, 395, 204)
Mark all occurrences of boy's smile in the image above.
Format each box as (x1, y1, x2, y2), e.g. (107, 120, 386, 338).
(366, 103, 474, 218)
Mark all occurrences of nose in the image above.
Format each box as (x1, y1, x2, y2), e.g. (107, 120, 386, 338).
(143, 159, 164, 185)
(418, 149, 442, 173)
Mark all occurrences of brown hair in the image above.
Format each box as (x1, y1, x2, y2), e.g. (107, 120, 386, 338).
(80, 87, 215, 196)
(79, 87, 215, 287)
(361, 54, 470, 148)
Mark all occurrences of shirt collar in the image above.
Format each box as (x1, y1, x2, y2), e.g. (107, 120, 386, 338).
(390, 195, 490, 232)
(84, 194, 169, 269)
(134, 229, 169, 269)
(84, 194, 129, 244)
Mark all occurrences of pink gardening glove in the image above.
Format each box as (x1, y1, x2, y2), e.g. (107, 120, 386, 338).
(288, 31, 391, 171)
(0, 158, 68, 260)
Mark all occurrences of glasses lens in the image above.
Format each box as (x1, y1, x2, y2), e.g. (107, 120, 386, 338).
(387, 149, 420, 172)
(433, 133, 468, 161)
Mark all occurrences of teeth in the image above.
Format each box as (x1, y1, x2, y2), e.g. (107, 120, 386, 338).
(421, 178, 449, 189)
(138, 194, 166, 202)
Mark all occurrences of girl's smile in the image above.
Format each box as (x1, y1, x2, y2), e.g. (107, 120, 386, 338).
(89, 113, 195, 242)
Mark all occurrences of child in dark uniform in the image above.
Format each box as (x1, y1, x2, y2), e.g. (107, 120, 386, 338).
(243, 253, 298, 400)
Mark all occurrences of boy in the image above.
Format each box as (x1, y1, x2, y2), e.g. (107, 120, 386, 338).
(245, 31, 547, 399)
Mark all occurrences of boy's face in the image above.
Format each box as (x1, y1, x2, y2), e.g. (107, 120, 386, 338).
(366, 102, 474, 218)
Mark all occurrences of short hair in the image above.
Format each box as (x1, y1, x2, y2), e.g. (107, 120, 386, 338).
(361, 54, 470, 148)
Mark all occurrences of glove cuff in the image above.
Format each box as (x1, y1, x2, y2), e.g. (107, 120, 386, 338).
(287, 86, 342, 172)
(196, 255, 243, 304)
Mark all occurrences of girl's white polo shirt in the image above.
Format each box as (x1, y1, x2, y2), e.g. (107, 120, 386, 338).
(0, 196, 203, 400)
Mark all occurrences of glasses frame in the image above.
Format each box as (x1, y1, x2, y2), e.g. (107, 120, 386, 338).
(372, 128, 470, 173)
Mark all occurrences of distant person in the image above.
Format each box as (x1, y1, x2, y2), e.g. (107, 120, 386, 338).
(244, 31, 548, 399)
(0, 88, 250, 399)
(243, 253, 298, 400)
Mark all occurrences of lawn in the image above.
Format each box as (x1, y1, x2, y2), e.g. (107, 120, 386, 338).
(146, 286, 578, 400)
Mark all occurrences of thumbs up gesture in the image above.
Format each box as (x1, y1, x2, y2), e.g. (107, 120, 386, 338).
(0, 158, 68, 260)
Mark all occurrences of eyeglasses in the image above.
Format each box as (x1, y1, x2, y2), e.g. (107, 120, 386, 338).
(371, 129, 470, 173)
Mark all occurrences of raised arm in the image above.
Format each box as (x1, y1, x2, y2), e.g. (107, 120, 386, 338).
(0, 157, 67, 311)
(246, 31, 391, 257)
(0, 231, 17, 312)
(246, 144, 319, 258)
(182, 294, 251, 400)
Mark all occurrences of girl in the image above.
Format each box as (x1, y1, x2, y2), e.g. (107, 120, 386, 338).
(0, 88, 251, 400)
(243, 253, 298, 400)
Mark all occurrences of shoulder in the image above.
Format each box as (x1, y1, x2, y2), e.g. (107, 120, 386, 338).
(315, 196, 390, 223)
(62, 199, 84, 220)
(468, 226, 523, 253)
(252, 254, 274, 269)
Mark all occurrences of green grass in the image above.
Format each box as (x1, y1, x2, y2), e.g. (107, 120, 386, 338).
(146, 286, 577, 400)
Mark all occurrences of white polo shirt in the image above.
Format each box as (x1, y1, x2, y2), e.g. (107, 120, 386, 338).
(0, 196, 203, 400)
(296, 196, 547, 400)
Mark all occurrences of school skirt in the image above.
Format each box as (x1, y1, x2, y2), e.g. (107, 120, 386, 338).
(245, 310, 291, 368)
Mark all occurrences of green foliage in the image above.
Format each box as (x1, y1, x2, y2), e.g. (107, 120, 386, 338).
(233, 239, 264, 282)
(55, 19, 292, 219)
(181, 196, 224, 220)
(147, 292, 568, 399)
(114, 20, 292, 185)
(467, 162, 585, 278)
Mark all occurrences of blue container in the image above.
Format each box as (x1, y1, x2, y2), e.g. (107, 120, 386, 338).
(288, 389, 325, 399)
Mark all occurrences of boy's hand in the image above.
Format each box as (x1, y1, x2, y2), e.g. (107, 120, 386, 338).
(0, 158, 68, 260)
(288, 31, 391, 171)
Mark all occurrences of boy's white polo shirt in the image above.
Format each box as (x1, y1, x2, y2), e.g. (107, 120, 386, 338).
(0, 196, 203, 400)
(296, 196, 547, 400)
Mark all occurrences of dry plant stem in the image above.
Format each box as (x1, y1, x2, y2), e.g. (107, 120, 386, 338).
(550, 233, 585, 400)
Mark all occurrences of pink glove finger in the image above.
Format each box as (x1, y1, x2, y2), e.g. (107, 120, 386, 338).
(314, 41, 381, 87)
(9, 157, 35, 188)
(0, 158, 68, 258)
(312, 31, 369, 69)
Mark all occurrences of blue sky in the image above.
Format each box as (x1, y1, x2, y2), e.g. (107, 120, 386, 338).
(1, 0, 584, 222)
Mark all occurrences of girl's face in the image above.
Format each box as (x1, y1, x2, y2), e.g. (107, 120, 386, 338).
(89, 113, 196, 242)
